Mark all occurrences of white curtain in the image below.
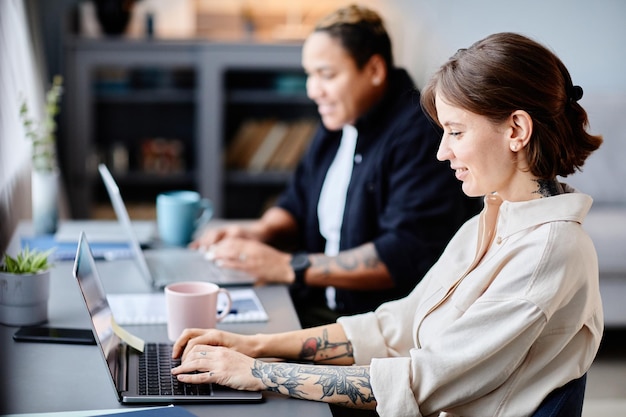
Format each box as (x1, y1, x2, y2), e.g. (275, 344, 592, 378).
(0, 0, 44, 251)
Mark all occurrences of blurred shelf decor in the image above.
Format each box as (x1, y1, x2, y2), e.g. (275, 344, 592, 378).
(79, 0, 345, 41)
(64, 39, 318, 219)
(66, 0, 347, 219)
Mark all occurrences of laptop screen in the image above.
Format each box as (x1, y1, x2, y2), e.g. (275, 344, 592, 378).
(73, 232, 124, 395)
(98, 163, 154, 286)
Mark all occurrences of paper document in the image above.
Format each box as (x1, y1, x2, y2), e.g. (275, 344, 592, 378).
(107, 288, 268, 325)
(111, 317, 145, 352)
(55, 220, 156, 244)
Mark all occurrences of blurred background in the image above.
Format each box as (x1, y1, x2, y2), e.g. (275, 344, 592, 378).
(4, 0, 625, 222)
(1, 1, 625, 414)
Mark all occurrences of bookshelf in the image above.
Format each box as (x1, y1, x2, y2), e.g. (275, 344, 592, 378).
(221, 69, 318, 217)
(63, 39, 317, 219)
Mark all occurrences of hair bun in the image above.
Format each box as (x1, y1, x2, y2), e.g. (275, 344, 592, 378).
(570, 85, 584, 102)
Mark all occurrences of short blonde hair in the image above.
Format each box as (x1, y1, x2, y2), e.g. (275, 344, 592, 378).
(313, 4, 393, 70)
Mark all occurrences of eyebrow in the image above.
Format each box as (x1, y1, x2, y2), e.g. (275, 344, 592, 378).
(441, 122, 464, 129)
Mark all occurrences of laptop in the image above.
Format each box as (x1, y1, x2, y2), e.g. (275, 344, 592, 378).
(98, 164, 256, 288)
(72, 231, 263, 404)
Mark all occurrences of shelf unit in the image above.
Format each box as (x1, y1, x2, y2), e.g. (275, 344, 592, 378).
(221, 68, 317, 217)
(63, 38, 316, 219)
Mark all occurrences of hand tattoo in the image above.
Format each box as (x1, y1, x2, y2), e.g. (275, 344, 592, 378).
(251, 360, 375, 406)
(299, 328, 354, 362)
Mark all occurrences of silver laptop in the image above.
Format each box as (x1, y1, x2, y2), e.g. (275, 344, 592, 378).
(98, 164, 256, 288)
(72, 231, 263, 404)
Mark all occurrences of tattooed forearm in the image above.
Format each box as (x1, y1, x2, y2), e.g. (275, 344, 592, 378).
(360, 244, 381, 269)
(299, 328, 354, 362)
(251, 360, 375, 407)
(312, 243, 380, 273)
(532, 179, 563, 198)
(311, 254, 332, 276)
(336, 252, 359, 271)
(336, 244, 381, 271)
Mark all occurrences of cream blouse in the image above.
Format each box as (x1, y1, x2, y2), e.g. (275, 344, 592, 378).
(339, 185, 603, 417)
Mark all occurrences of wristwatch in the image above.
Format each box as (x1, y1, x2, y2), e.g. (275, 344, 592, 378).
(290, 253, 311, 285)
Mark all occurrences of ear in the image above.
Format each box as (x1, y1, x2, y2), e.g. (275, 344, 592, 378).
(508, 110, 533, 152)
(367, 54, 387, 86)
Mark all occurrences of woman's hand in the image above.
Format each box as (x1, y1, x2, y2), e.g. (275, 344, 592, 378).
(190, 207, 299, 251)
(171, 328, 266, 391)
(206, 237, 295, 285)
(171, 328, 259, 360)
(190, 223, 259, 250)
(171, 343, 264, 392)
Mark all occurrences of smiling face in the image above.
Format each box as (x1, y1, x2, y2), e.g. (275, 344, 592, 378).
(302, 31, 385, 131)
(434, 94, 536, 201)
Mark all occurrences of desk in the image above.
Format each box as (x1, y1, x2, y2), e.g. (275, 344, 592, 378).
(1, 222, 331, 417)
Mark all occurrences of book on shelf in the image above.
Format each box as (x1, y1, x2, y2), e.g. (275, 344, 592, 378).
(226, 118, 317, 173)
(226, 119, 275, 170)
(247, 121, 289, 172)
(267, 118, 316, 171)
(265, 120, 299, 171)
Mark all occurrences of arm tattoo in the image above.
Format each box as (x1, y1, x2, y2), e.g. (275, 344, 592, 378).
(251, 360, 375, 406)
(330, 244, 381, 272)
(336, 252, 359, 271)
(360, 244, 381, 269)
(533, 179, 563, 198)
(299, 328, 354, 362)
(311, 254, 332, 276)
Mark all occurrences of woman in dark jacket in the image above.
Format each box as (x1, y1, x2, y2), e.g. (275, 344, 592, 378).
(191, 5, 480, 327)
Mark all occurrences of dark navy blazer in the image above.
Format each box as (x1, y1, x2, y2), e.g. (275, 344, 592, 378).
(277, 68, 482, 315)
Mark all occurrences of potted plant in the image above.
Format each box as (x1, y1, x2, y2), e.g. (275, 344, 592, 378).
(0, 247, 54, 326)
(20, 75, 63, 235)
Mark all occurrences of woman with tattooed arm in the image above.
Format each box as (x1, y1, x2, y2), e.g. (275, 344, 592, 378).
(172, 32, 603, 417)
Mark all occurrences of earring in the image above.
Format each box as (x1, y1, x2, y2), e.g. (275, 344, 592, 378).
(373, 78, 381, 86)
(511, 143, 519, 152)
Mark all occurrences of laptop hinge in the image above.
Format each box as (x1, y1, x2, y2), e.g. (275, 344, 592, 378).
(116, 343, 129, 393)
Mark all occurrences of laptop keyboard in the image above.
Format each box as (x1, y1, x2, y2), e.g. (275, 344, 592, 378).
(145, 250, 256, 287)
(138, 343, 212, 396)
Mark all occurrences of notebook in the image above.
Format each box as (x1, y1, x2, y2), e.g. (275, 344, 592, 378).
(72, 231, 263, 404)
(98, 164, 256, 288)
(107, 289, 269, 325)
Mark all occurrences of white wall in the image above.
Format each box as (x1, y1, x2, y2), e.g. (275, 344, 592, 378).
(0, 0, 43, 251)
(383, 0, 626, 204)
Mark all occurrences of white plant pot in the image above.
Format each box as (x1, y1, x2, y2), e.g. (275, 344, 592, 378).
(0, 270, 50, 326)
(32, 169, 59, 235)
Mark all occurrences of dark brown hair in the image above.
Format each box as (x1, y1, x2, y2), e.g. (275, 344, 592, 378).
(314, 4, 393, 72)
(421, 32, 602, 178)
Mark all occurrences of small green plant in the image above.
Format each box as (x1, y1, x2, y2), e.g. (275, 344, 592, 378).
(0, 247, 54, 274)
(19, 75, 63, 172)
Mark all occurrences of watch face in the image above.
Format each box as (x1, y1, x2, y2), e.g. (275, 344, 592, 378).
(291, 254, 310, 270)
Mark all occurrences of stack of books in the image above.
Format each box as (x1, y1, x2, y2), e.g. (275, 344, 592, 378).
(226, 118, 317, 172)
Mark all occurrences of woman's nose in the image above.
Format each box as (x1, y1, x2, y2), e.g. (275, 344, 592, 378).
(306, 77, 321, 100)
(436, 136, 452, 161)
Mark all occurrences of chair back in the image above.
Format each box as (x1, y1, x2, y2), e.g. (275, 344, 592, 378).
(531, 374, 587, 417)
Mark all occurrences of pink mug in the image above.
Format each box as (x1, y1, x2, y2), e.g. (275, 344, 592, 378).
(164, 281, 232, 342)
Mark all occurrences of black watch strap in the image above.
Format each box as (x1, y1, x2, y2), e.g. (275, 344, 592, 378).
(290, 253, 311, 285)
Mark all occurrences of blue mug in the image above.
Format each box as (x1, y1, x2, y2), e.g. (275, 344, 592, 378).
(156, 191, 213, 246)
